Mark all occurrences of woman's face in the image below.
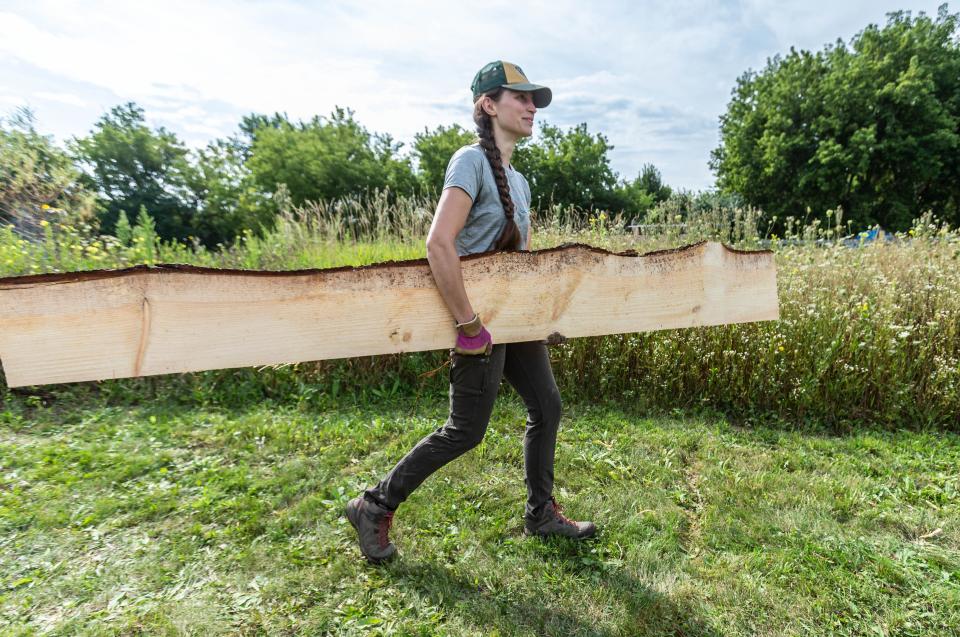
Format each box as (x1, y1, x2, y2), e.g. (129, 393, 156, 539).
(486, 89, 537, 139)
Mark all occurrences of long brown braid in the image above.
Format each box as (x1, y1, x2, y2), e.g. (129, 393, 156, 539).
(473, 89, 522, 251)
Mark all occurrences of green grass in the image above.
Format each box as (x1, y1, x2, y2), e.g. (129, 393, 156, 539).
(1, 393, 957, 635)
(2, 197, 958, 632)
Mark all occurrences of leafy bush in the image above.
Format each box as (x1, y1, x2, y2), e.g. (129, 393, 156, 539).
(0, 108, 96, 238)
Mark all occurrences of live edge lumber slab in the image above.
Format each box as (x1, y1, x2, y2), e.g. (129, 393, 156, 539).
(0, 241, 779, 388)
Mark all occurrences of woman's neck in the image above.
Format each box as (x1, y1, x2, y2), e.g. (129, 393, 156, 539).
(492, 125, 518, 169)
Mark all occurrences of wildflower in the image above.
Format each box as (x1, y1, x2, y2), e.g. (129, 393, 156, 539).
(41, 204, 50, 210)
(39, 220, 49, 227)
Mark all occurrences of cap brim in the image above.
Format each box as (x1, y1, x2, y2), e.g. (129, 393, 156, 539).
(501, 83, 552, 108)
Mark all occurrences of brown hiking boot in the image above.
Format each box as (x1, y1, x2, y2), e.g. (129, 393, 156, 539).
(524, 497, 596, 539)
(345, 495, 398, 563)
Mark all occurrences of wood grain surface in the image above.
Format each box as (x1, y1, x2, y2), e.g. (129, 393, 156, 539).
(0, 241, 779, 387)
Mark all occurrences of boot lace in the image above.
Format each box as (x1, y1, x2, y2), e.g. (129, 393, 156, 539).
(377, 511, 394, 548)
(550, 497, 576, 527)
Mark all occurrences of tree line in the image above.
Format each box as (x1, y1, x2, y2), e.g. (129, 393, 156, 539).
(2, 6, 958, 245)
(1, 103, 671, 246)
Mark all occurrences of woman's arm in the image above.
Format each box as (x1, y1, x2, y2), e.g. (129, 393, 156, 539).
(426, 187, 476, 324)
(527, 224, 532, 250)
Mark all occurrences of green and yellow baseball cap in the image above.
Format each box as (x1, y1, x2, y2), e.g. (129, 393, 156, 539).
(471, 61, 552, 108)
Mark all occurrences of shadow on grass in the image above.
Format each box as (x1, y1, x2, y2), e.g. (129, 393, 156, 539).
(386, 542, 721, 637)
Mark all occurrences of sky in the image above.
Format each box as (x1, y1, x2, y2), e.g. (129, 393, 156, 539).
(0, 0, 950, 191)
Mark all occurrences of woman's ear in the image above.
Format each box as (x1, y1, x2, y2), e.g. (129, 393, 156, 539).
(481, 95, 498, 118)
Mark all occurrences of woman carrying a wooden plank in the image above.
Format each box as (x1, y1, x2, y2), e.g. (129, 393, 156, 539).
(346, 61, 596, 564)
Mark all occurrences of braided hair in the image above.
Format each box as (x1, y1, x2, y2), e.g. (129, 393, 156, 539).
(473, 89, 522, 251)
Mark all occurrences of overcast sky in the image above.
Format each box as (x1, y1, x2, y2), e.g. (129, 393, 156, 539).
(0, 0, 949, 190)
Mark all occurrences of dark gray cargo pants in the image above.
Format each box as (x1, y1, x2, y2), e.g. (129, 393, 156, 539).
(364, 340, 561, 520)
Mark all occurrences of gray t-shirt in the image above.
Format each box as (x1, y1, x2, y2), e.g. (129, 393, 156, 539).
(442, 143, 531, 256)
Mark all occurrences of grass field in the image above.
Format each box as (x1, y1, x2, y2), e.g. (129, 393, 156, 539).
(1, 392, 957, 635)
(1, 200, 958, 634)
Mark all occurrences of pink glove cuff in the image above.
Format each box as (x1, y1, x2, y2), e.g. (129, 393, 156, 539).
(456, 325, 492, 351)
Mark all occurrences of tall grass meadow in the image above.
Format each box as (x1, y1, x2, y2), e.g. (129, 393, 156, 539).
(1, 194, 957, 429)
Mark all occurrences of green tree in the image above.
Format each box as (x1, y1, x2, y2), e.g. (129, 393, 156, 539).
(609, 178, 656, 219)
(0, 107, 95, 234)
(635, 163, 673, 204)
(72, 102, 198, 241)
(245, 107, 417, 206)
(412, 124, 476, 194)
(606, 163, 673, 220)
(513, 122, 618, 221)
(711, 6, 960, 231)
(189, 137, 274, 246)
(373, 131, 420, 198)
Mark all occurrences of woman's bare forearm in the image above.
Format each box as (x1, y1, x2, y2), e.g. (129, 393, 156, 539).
(426, 240, 475, 325)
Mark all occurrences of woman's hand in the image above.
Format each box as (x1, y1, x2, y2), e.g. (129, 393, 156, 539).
(455, 313, 493, 356)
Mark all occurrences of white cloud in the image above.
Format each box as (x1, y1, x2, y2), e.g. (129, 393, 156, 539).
(0, 0, 949, 189)
(33, 91, 88, 107)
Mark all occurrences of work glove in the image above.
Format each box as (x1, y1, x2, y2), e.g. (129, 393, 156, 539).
(455, 313, 493, 356)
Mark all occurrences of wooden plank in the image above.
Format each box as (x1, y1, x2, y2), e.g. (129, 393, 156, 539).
(0, 241, 779, 388)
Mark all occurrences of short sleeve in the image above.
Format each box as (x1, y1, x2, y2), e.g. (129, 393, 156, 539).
(521, 174, 532, 208)
(443, 146, 484, 202)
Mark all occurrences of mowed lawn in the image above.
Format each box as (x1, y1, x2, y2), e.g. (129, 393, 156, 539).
(0, 393, 957, 636)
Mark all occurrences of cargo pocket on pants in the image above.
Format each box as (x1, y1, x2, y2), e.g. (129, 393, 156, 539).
(449, 351, 489, 401)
